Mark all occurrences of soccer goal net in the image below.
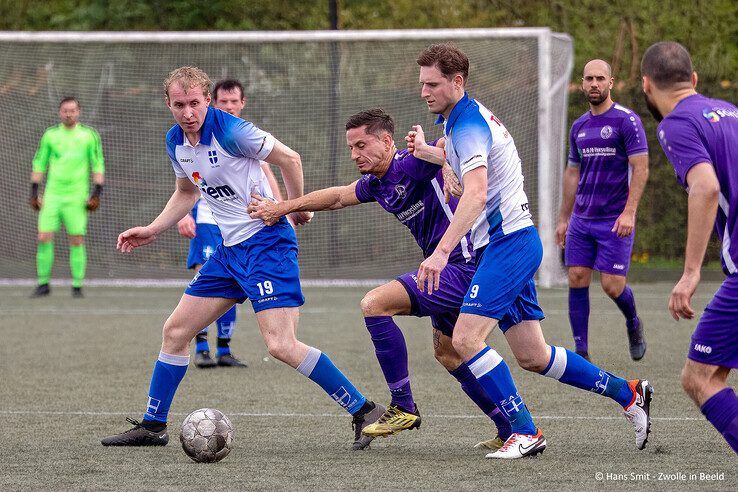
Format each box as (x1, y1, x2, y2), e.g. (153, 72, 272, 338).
(0, 29, 572, 287)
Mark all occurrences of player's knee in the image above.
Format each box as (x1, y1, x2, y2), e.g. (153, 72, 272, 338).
(360, 293, 386, 317)
(680, 366, 704, 400)
(161, 319, 191, 351)
(451, 331, 476, 357)
(568, 268, 590, 287)
(601, 279, 623, 298)
(68, 235, 85, 246)
(434, 344, 462, 370)
(264, 337, 295, 363)
(37, 232, 53, 243)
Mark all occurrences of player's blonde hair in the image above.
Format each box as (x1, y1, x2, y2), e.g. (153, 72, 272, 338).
(163, 66, 212, 98)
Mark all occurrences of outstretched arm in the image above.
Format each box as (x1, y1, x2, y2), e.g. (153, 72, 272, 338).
(248, 181, 361, 226)
(117, 177, 199, 252)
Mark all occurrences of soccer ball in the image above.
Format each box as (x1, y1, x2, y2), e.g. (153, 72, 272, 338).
(179, 408, 234, 463)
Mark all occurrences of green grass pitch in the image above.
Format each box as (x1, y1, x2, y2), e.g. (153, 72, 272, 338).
(0, 283, 735, 490)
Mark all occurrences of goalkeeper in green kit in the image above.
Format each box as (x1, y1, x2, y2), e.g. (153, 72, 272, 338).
(29, 97, 105, 298)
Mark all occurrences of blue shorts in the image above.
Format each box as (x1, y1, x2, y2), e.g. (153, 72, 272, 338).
(688, 275, 738, 369)
(565, 215, 634, 276)
(461, 226, 545, 332)
(396, 260, 476, 337)
(185, 218, 305, 313)
(186, 223, 223, 269)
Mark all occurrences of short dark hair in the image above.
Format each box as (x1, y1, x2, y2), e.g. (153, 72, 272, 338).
(416, 43, 469, 82)
(345, 108, 395, 136)
(641, 42, 694, 89)
(213, 79, 245, 101)
(59, 96, 80, 109)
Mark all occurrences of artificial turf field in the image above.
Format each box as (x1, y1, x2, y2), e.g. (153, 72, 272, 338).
(1, 283, 735, 491)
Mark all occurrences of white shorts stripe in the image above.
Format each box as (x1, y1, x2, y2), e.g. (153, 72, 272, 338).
(296, 346, 322, 377)
(468, 348, 503, 378)
(542, 346, 567, 380)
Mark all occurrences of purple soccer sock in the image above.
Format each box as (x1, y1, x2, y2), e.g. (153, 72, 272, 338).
(569, 287, 590, 353)
(449, 363, 512, 439)
(700, 388, 738, 454)
(613, 285, 639, 330)
(364, 316, 415, 412)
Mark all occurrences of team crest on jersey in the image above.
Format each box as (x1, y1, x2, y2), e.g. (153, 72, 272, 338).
(395, 185, 407, 199)
(208, 150, 218, 164)
(600, 125, 613, 139)
(703, 109, 720, 123)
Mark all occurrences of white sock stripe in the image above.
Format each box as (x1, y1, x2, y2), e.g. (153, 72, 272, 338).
(296, 347, 322, 377)
(158, 351, 190, 366)
(543, 346, 567, 380)
(468, 349, 503, 378)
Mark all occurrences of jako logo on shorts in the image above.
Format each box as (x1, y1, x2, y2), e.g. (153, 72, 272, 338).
(694, 343, 712, 354)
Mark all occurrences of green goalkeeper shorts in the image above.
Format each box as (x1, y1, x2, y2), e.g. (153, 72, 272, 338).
(38, 194, 88, 235)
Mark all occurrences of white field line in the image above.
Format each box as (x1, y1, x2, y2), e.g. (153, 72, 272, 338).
(0, 409, 701, 421)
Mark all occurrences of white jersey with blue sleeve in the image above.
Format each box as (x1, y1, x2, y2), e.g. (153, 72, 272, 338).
(167, 107, 276, 246)
(440, 92, 533, 250)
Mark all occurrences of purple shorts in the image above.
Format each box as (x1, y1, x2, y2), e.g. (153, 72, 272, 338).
(397, 261, 476, 337)
(565, 214, 634, 276)
(688, 275, 738, 369)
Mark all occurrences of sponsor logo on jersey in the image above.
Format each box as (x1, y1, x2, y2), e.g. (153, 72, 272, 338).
(180, 158, 194, 163)
(396, 200, 424, 223)
(191, 172, 237, 201)
(600, 125, 613, 139)
(693, 343, 712, 354)
(703, 107, 738, 123)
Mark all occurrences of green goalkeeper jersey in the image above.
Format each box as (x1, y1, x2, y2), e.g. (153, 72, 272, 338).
(32, 123, 105, 197)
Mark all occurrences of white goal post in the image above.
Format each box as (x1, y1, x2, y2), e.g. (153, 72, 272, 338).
(0, 28, 572, 287)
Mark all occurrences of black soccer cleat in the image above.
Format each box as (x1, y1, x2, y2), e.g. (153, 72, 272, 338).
(217, 353, 248, 367)
(101, 418, 169, 446)
(30, 284, 50, 298)
(195, 350, 217, 368)
(627, 317, 647, 361)
(351, 401, 385, 451)
(72, 287, 84, 298)
(575, 349, 591, 362)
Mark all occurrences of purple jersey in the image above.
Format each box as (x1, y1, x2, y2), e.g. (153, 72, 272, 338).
(354, 148, 474, 264)
(657, 94, 738, 275)
(568, 103, 648, 218)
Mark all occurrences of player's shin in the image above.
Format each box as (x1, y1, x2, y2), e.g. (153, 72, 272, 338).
(36, 241, 54, 285)
(449, 363, 511, 439)
(216, 306, 237, 356)
(143, 351, 189, 423)
(468, 346, 537, 435)
(701, 388, 738, 454)
(296, 346, 367, 415)
(69, 244, 86, 288)
(365, 316, 415, 412)
(540, 346, 633, 406)
(568, 287, 590, 354)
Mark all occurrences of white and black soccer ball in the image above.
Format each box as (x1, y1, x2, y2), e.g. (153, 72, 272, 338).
(180, 408, 234, 463)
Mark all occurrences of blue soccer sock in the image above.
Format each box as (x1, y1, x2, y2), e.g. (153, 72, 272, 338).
(569, 287, 590, 353)
(613, 285, 639, 330)
(296, 347, 367, 415)
(468, 346, 536, 435)
(195, 328, 209, 353)
(449, 363, 512, 439)
(143, 352, 189, 423)
(541, 346, 633, 407)
(216, 306, 237, 357)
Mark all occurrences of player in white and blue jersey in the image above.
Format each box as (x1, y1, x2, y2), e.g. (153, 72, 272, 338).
(177, 78, 285, 368)
(414, 44, 653, 458)
(101, 66, 383, 448)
